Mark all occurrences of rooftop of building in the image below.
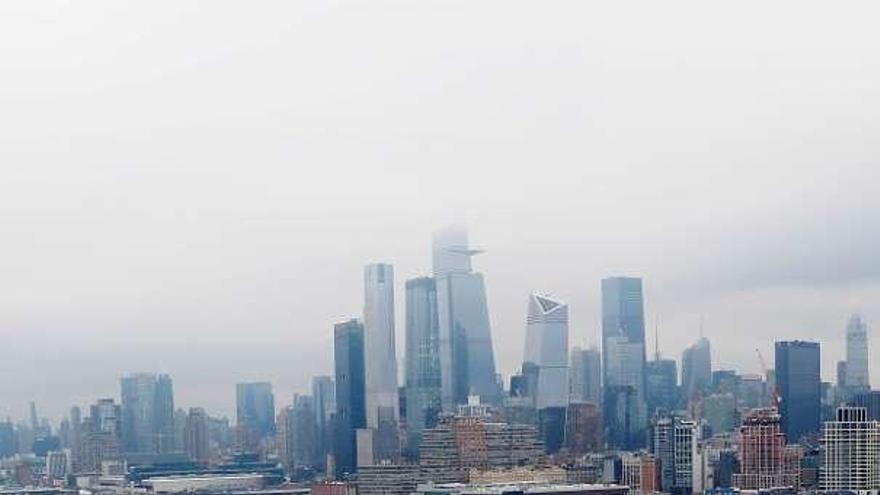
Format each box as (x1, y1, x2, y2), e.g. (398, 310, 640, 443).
(146, 474, 271, 482)
(417, 482, 628, 495)
(0, 491, 77, 495)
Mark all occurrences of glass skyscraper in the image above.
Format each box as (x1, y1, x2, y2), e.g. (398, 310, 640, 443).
(681, 337, 712, 404)
(646, 358, 678, 416)
(569, 346, 602, 405)
(404, 277, 442, 454)
(333, 318, 366, 476)
(775, 340, 821, 442)
(120, 373, 175, 455)
(362, 263, 400, 463)
(433, 226, 500, 409)
(235, 381, 276, 438)
(601, 276, 647, 449)
(524, 293, 569, 453)
(311, 375, 335, 464)
(524, 293, 569, 410)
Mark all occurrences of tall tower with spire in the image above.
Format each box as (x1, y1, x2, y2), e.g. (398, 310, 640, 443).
(681, 336, 712, 403)
(646, 323, 678, 418)
(654, 322, 661, 361)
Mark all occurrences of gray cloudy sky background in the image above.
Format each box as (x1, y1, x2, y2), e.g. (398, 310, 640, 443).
(1, 1, 879, 422)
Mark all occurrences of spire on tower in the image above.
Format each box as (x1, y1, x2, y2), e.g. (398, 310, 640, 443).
(654, 319, 661, 361)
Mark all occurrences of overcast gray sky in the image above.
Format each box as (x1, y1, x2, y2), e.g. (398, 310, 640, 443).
(1, 0, 879, 423)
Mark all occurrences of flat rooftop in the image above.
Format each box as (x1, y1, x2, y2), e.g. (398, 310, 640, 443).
(418, 483, 629, 495)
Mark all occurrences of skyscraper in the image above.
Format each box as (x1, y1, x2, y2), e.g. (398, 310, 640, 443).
(277, 395, 320, 476)
(701, 392, 737, 434)
(235, 382, 276, 439)
(645, 358, 678, 417)
(681, 337, 711, 404)
(312, 375, 336, 467)
(184, 407, 210, 465)
(845, 315, 870, 392)
(81, 398, 122, 472)
(524, 293, 570, 409)
(851, 391, 880, 421)
(333, 318, 366, 476)
(0, 421, 16, 458)
(524, 293, 570, 453)
(173, 407, 187, 454)
(69, 406, 83, 470)
(738, 374, 769, 410)
(120, 373, 175, 455)
(775, 340, 821, 442)
(433, 226, 501, 409)
(363, 263, 400, 463)
(154, 374, 175, 453)
(570, 346, 602, 405)
(291, 394, 320, 471)
(404, 277, 442, 455)
(652, 415, 696, 495)
(276, 405, 295, 474)
(601, 276, 647, 449)
(711, 369, 739, 394)
(29, 401, 38, 434)
(820, 406, 880, 492)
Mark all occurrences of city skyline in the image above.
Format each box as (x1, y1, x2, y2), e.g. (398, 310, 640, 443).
(1, 235, 875, 423)
(0, 198, 874, 492)
(2, 1, 880, 423)
(3, 2, 880, 494)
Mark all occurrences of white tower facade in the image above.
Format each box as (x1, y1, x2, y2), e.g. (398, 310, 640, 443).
(363, 263, 399, 429)
(524, 293, 569, 409)
(845, 314, 870, 391)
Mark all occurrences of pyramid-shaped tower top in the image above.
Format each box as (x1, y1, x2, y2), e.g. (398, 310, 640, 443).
(534, 294, 563, 313)
(529, 293, 566, 316)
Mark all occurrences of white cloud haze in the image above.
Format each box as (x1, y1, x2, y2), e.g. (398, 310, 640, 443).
(1, 0, 879, 421)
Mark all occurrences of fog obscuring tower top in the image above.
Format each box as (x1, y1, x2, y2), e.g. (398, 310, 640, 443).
(432, 225, 483, 276)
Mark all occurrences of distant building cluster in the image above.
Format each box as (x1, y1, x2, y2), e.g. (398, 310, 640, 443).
(1, 226, 876, 495)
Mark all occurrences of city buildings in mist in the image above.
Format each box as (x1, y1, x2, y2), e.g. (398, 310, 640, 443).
(1, 3, 880, 493)
(0, 223, 877, 493)
(1, 1, 880, 424)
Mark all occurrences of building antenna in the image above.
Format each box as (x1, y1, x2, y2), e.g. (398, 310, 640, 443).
(699, 314, 705, 339)
(654, 318, 661, 361)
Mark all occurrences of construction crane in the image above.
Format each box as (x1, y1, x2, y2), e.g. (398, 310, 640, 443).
(756, 348, 780, 409)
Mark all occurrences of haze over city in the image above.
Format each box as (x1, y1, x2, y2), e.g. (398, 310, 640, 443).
(1, 0, 879, 426)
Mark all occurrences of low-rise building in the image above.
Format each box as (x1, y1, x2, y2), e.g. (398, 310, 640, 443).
(620, 453, 658, 495)
(356, 464, 421, 495)
(416, 482, 629, 495)
(145, 473, 270, 493)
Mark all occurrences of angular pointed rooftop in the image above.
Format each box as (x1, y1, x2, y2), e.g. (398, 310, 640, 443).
(533, 294, 564, 313)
